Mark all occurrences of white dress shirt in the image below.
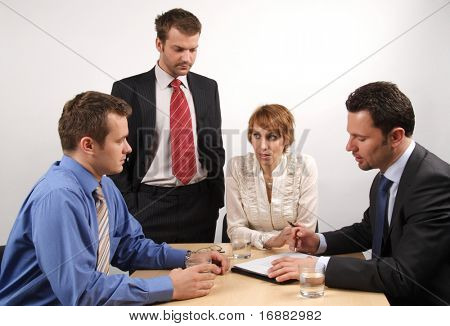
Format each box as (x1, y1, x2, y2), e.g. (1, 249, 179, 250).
(226, 152, 319, 249)
(141, 63, 207, 186)
(317, 141, 416, 268)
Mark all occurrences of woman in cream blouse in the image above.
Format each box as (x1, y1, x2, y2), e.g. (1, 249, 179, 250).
(226, 104, 318, 250)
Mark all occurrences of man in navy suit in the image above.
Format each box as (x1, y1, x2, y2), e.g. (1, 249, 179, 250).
(268, 82, 450, 305)
(111, 8, 224, 243)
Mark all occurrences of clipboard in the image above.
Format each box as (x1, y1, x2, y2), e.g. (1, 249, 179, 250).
(231, 252, 308, 285)
(231, 265, 296, 284)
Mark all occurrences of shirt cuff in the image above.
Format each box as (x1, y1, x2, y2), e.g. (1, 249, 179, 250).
(143, 275, 175, 304)
(163, 245, 188, 268)
(316, 256, 330, 272)
(254, 233, 272, 250)
(316, 233, 327, 254)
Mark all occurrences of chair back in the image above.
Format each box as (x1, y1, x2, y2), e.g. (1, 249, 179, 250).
(222, 215, 230, 243)
(0, 245, 5, 266)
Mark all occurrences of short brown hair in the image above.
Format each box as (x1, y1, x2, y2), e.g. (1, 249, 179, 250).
(346, 81, 415, 137)
(58, 91, 131, 151)
(155, 8, 202, 42)
(247, 104, 295, 152)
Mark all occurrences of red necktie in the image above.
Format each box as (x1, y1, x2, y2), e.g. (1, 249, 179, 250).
(170, 79, 197, 184)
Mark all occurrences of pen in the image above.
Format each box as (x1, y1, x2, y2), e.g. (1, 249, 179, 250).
(288, 222, 298, 252)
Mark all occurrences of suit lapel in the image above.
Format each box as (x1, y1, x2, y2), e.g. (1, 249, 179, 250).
(136, 69, 157, 176)
(136, 69, 156, 130)
(187, 73, 207, 129)
(370, 173, 380, 235)
(387, 143, 427, 237)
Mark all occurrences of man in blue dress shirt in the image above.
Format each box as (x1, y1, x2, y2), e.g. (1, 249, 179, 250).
(0, 91, 229, 305)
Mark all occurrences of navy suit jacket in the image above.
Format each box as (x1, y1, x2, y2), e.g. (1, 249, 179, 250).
(322, 143, 450, 305)
(110, 68, 225, 213)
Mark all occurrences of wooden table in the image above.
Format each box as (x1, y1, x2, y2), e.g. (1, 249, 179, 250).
(132, 243, 389, 306)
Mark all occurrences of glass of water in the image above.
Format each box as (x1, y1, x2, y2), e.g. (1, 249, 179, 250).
(186, 251, 212, 269)
(231, 233, 251, 259)
(299, 262, 325, 298)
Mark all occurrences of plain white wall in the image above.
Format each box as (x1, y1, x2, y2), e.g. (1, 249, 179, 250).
(1, 0, 449, 244)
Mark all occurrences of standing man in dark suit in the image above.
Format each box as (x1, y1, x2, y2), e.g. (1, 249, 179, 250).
(268, 82, 450, 305)
(110, 8, 224, 243)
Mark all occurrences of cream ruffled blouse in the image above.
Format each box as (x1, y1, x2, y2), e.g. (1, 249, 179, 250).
(226, 152, 318, 249)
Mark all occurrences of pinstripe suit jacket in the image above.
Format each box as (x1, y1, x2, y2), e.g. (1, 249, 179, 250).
(110, 67, 225, 213)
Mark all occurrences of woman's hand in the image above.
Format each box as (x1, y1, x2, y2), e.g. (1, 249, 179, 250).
(264, 227, 292, 249)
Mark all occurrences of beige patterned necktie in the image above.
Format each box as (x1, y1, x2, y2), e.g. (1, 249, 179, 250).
(94, 186, 110, 275)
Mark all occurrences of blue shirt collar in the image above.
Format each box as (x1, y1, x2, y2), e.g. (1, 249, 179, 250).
(59, 155, 100, 195)
(384, 140, 416, 184)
